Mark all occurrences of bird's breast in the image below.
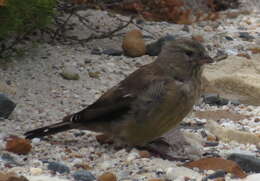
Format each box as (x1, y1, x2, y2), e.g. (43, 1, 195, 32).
(119, 80, 200, 146)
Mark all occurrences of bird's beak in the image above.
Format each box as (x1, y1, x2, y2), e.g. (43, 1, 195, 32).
(198, 55, 214, 65)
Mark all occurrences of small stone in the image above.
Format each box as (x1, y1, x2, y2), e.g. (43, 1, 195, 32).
(31, 138, 41, 144)
(100, 161, 114, 170)
(60, 65, 80, 80)
(6, 136, 32, 155)
(30, 167, 43, 176)
(148, 179, 165, 181)
(204, 170, 226, 180)
(255, 118, 260, 123)
(239, 32, 254, 41)
(202, 94, 229, 106)
(122, 29, 146, 57)
(102, 49, 123, 56)
(192, 34, 204, 43)
(166, 167, 201, 180)
(126, 152, 139, 162)
(73, 170, 96, 181)
(205, 142, 219, 147)
(91, 48, 102, 55)
(74, 163, 93, 170)
(0, 93, 16, 119)
(146, 35, 175, 56)
(47, 162, 70, 174)
(88, 71, 100, 79)
(227, 153, 260, 173)
(139, 150, 151, 158)
(96, 134, 112, 145)
(98, 172, 117, 181)
(182, 25, 190, 32)
(225, 36, 233, 41)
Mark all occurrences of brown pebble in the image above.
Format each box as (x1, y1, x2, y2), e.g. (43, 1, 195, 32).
(213, 178, 225, 181)
(5, 136, 32, 155)
(207, 135, 217, 142)
(122, 29, 146, 57)
(96, 134, 113, 144)
(254, 118, 260, 123)
(98, 172, 117, 181)
(192, 35, 204, 43)
(139, 150, 151, 158)
(74, 163, 92, 170)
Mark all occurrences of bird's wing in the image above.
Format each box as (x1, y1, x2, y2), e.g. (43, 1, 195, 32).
(67, 63, 165, 123)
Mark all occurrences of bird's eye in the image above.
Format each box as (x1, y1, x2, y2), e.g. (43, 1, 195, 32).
(185, 50, 194, 57)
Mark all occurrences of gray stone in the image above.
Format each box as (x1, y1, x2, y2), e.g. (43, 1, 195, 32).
(227, 153, 260, 173)
(47, 162, 70, 174)
(60, 65, 80, 80)
(0, 93, 16, 119)
(103, 49, 123, 56)
(73, 170, 95, 181)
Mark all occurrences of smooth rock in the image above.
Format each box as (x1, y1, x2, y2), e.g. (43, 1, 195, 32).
(166, 167, 202, 180)
(146, 35, 175, 56)
(30, 167, 43, 175)
(202, 93, 228, 106)
(98, 172, 117, 181)
(47, 162, 70, 174)
(91, 48, 102, 55)
(202, 170, 226, 181)
(239, 32, 254, 41)
(202, 55, 260, 105)
(103, 49, 123, 56)
(122, 29, 146, 57)
(60, 65, 80, 80)
(73, 170, 96, 181)
(227, 153, 260, 173)
(0, 93, 16, 119)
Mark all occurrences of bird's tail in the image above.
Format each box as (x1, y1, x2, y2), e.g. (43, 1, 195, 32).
(24, 120, 73, 139)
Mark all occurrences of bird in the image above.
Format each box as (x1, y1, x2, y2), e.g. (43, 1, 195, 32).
(25, 38, 213, 146)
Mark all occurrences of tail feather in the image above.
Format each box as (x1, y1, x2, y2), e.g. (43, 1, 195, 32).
(24, 121, 72, 139)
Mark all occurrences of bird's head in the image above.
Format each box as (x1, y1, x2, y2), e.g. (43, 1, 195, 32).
(156, 38, 213, 80)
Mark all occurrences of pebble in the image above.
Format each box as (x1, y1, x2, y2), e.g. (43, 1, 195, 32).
(202, 170, 226, 180)
(126, 151, 139, 162)
(47, 162, 70, 174)
(98, 172, 117, 181)
(202, 93, 229, 106)
(60, 65, 80, 80)
(31, 138, 41, 144)
(0, 93, 16, 119)
(30, 167, 43, 175)
(227, 153, 260, 173)
(166, 167, 201, 180)
(102, 49, 123, 56)
(122, 29, 146, 57)
(239, 32, 255, 41)
(73, 170, 96, 181)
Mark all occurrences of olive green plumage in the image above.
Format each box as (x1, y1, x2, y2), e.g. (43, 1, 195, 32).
(25, 38, 213, 146)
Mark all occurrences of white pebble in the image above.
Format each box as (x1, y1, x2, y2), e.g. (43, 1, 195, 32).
(30, 167, 43, 175)
(166, 167, 202, 180)
(126, 152, 139, 162)
(32, 138, 41, 144)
